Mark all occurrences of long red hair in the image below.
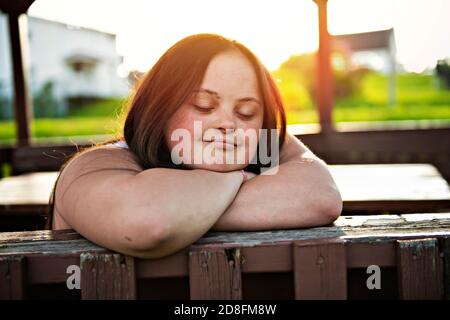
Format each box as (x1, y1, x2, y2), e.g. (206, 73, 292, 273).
(123, 33, 287, 171)
(47, 33, 287, 229)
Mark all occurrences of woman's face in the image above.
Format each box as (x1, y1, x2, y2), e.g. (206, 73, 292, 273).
(165, 50, 264, 172)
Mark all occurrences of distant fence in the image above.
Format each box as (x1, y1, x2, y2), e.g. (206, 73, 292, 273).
(1, 126, 449, 182)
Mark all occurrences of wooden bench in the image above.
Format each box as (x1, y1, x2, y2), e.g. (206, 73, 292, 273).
(1, 213, 449, 300)
(1, 164, 449, 231)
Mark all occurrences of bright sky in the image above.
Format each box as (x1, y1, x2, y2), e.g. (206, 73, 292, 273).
(28, 0, 450, 73)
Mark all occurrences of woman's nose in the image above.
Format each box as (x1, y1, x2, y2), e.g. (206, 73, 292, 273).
(216, 109, 237, 132)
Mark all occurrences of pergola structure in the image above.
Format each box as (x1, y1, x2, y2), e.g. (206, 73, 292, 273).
(0, 0, 449, 184)
(1, 1, 450, 301)
(0, 0, 334, 144)
(0, 0, 34, 147)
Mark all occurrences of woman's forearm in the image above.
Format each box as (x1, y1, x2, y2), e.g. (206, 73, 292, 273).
(127, 168, 243, 257)
(211, 159, 342, 231)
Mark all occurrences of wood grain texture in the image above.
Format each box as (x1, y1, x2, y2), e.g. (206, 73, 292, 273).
(0, 255, 26, 299)
(80, 253, 136, 300)
(0, 214, 449, 298)
(396, 238, 444, 300)
(189, 247, 242, 300)
(442, 238, 450, 300)
(294, 239, 347, 299)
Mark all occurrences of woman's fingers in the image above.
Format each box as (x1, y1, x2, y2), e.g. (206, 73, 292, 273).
(244, 171, 257, 182)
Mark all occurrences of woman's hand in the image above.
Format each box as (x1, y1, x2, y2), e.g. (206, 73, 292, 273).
(243, 171, 257, 182)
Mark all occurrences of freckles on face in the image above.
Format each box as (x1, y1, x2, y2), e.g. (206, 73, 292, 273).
(164, 50, 264, 171)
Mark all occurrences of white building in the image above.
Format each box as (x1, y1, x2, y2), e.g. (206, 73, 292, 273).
(332, 29, 398, 104)
(0, 14, 129, 118)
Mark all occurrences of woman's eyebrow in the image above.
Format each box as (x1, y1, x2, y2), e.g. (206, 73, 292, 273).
(237, 97, 262, 106)
(194, 88, 261, 105)
(193, 88, 219, 98)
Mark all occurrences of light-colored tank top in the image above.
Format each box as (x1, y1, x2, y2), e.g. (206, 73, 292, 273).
(105, 140, 129, 149)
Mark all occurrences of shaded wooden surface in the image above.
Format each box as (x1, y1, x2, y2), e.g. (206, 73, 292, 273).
(294, 239, 347, 299)
(1, 164, 449, 230)
(0, 214, 449, 299)
(396, 238, 444, 299)
(189, 247, 242, 300)
(0, 255, 26, 299)
(1, 213, 449, 277)
(0, 172, 56, 230)
(0, 213, 449, 299)
(0, 171, 56, 210)
(442, 238, 450, 300)
(80, 253, 136, 300)
(294, 127, 450, 183)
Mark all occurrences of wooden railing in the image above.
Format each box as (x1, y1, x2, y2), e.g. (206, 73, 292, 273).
(1, 213, 449, 300)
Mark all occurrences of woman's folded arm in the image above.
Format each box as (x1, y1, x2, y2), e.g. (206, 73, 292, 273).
(211, 134, 343, 231)
(55, 147, 243, 259)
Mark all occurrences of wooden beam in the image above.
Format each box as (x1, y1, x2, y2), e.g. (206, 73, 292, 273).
(313, 0, 335, 133)
(189, 247, 243, 300)
(293, 239, 347, 299)
(0, 255, 26, 299)
(440, 238, 450, 300)
(8, 13, 33, 146)
(0, 0, 35, 14)
(80, 253, 136, 300)
(396, 238, 444, 299)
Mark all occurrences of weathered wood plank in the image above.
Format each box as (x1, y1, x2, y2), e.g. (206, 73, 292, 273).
(440, 237, 450, 300)
(189, 247, 242, 300)
(0, 214, 449, 287)
(0, 238, 105, 256)
(0, 229, 81, 244)
(294, 239, 347, 299)
(240, 242, 292, 273)
(28, 255, 79, 284)
(0, 255, 26, 299)
(347, 242, 396, 268)
(137, 248, 189, 279)
(80, 253, 136, 300)
(396, 238, 444, 299)
(1, 214, 450, 255)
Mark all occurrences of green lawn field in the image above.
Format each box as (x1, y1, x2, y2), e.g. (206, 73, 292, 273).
(1, 73, 449, 143)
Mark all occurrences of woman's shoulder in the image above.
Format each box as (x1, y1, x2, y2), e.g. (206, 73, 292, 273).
(56, 144, 143, 190)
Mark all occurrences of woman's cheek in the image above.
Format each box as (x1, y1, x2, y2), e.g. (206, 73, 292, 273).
(166, 113, 208, 166)
(167, 111, 200, 146)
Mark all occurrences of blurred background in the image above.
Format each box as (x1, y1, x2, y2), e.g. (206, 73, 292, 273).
(0, 0, 449, 141)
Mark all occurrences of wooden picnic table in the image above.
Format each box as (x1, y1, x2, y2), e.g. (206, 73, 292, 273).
(0, 164, 449, 230)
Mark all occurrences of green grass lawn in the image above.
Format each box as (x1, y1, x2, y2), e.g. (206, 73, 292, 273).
(1, 73, 449, 143)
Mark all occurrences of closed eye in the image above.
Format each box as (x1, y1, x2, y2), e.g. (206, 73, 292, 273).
(193, 104, 214, 113)
(237, 112, 255, 119)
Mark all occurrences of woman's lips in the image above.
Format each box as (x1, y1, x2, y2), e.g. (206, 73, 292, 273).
(203, 140, 237, 150)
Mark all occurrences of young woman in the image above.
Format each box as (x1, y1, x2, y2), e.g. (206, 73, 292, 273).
(49, 33, 342, 259)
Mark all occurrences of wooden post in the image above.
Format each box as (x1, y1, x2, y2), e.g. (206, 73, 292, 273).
(0, 0, 35, 146)
(0, 255, 26, 299)
(294, 240, 347, 299)
(8, 14, 33, 146)
(313, 0, 335, 133)
(442, 238, 450, 300)
(80, 253, 136, 300)
(388, 29, 396, 105)
(396, 238, 444, 300)
(189, 247, 243, 300)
